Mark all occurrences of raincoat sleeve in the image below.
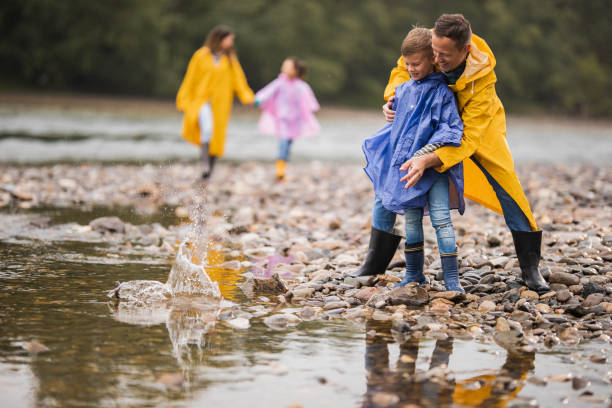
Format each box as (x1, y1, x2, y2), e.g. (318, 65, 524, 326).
(434, 83, 496, 172)
(254, 78, 281, 108)
(383, 56, 410, 101)
(302, 83, 320, 112)
(176, 50, 204, 112)
(230, 56, 255, 104)
(428, 88, 463, 147)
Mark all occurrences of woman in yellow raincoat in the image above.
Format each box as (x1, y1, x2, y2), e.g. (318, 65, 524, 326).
(176, 26, 254, 179)
(356, 14, 550, 293)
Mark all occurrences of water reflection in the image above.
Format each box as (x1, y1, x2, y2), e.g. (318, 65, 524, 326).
(362, 320, 535, 407)
(110, 295, 223, 368)
(108, 244, 244, 369)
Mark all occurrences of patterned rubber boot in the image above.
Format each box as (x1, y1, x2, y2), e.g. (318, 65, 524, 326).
(395, 242, 426, 287)
(441, 253, 464, 293)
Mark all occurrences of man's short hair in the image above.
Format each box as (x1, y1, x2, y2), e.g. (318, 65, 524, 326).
(434, 14, 472, 49)
(401, 27, 433, 57)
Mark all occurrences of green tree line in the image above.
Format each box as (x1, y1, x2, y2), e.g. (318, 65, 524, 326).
(1, 0, 610, 116)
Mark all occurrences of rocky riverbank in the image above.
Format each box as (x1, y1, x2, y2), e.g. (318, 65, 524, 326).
(1, 161, 611, 353)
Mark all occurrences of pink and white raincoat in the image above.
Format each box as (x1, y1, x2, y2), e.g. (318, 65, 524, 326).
(255, 73, 320, 140)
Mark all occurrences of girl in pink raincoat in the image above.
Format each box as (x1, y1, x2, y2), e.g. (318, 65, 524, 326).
(255, 57, 320, 180)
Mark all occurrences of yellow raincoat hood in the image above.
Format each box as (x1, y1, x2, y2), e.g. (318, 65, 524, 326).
(384, 33, 537, 230)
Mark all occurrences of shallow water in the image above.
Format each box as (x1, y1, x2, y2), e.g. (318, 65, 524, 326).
(0, 104, 611, 164)
(1, 207, 610, 407)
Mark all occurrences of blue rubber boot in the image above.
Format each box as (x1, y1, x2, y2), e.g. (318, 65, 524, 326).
(395, 242, 426, 287)
(441, 254, 464, 293)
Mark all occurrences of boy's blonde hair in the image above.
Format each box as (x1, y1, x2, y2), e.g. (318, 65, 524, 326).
(401, 27, 433, 57)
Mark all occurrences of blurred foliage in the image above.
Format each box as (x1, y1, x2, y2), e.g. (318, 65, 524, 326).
(1, 0, 610, 116)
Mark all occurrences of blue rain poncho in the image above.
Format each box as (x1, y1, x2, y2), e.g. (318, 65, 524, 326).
(363, 72, 465, 214)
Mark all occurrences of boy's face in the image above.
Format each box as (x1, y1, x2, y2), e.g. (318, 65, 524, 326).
(432, 34, 470, 73)
(403, 51, 435, 81)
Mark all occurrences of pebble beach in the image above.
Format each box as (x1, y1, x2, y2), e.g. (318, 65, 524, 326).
(2, 160, 611, 345)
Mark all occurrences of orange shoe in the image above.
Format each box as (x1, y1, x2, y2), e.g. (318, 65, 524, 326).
(275, 159, 286, 181)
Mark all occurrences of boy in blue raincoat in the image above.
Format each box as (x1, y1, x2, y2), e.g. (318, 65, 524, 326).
(359, 27, 465, 291)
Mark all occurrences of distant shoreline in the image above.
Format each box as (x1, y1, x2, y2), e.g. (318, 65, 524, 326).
(2, 90, 612, 128)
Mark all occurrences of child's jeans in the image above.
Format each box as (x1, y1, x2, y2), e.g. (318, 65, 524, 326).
(371, 175, 456, 255)
(278, 139, 293, 161)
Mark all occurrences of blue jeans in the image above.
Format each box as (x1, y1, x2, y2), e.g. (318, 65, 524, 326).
(278, 139, 293, 161)
(372, 175, 456, 255)
(471, 158, 531, 232)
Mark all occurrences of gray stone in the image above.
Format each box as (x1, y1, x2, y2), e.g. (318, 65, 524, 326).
(582, 282, 605, 298)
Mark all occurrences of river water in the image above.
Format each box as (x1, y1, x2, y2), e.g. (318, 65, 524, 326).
(0, 99, 611, 164)
(1, 97, 611, 407)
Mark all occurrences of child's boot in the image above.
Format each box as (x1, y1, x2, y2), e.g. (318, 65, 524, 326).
(395, 242, 426, 287)
(275, 159, 286, 181)
(441, 253, 464, 293)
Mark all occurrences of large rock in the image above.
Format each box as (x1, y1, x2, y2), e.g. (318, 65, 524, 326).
(239, 273, 289, 297)
(387, 285, 429, 307)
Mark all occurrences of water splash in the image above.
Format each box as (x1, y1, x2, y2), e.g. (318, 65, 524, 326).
(166, 242, 221, 298)
(108, 179, 222, 302)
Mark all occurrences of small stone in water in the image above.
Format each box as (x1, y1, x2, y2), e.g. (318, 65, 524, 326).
(156, 373, 184, 389)
(23, 340, 49, 354)
(371, 392, 400, 407)
(571, 376, 590, 390)
(528, 376, 547, 386)
(588, 354, 606, 364)
(226, 318, 250, 329)
(546, 373, 572, 382)
(400, 354, 415, 363)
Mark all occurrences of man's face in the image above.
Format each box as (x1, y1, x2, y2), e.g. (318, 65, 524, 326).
(432, 34, 470, 73)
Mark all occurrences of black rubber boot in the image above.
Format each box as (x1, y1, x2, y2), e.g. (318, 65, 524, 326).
(352, 227, 401, 277)
(201, 144, 218, 180)
(511, 230, 551, 294)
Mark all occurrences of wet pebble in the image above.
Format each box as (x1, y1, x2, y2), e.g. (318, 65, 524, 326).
(23, 340, 50, 354)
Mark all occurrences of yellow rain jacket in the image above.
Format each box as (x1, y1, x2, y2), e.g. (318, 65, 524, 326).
(384, 34, 537, 230)
(176, 47, 254, 157)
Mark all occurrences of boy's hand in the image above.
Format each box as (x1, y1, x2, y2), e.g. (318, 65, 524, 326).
(382, 97, 395, 122)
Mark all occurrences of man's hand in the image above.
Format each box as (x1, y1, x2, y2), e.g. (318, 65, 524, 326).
(399, 152, 443, 188)
(382, 96, 395, 122)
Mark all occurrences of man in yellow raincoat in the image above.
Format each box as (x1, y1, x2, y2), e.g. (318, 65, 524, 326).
(359, 14, 549, 293)
(176, 26, 254, 180)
